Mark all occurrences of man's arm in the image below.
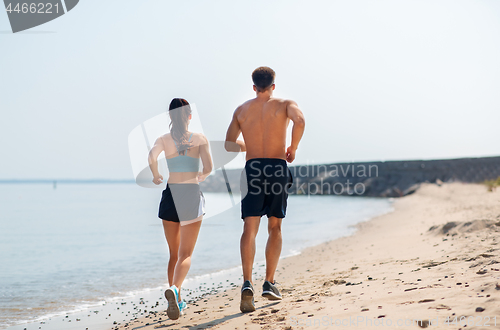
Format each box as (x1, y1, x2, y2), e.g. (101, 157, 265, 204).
(225, 109, 246, 152)
(148, 137, 164, 185)
(286, 100, 305, 163)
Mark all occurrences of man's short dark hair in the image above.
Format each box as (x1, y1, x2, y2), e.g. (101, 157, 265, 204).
(252, 66, 275, 92)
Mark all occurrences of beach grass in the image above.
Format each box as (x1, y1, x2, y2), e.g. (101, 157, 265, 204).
(483, 176, 500, 191)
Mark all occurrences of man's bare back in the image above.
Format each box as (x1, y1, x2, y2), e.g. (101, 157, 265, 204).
(236, 97, 290, 160)
(226, 88, 305, 163)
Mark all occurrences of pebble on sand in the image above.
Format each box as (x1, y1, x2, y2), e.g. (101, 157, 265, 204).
(417, 320, 430, 328)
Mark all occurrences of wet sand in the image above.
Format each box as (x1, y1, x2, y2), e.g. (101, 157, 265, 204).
(115, 183, 500, 330)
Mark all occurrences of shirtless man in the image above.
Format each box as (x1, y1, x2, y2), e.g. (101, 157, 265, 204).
(225, 66, 305, 313)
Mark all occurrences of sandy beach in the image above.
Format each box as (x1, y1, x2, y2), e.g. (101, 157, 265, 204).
(116, 183, 500, 330)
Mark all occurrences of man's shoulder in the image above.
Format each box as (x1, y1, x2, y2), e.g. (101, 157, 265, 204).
(270, 97, 297, 107)
(234, 99, 255, 117)
(238, 98, 256, 109)
(282, 98, 298, 106)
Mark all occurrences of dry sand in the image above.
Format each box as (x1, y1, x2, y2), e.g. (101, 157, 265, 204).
(116, 183, 500, 330)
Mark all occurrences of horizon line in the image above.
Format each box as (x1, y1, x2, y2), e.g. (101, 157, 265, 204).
(2, 154, 499, 182)
(0, 179, 136, 184)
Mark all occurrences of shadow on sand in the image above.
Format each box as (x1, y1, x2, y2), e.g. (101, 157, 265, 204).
(131, 301, 281, 330)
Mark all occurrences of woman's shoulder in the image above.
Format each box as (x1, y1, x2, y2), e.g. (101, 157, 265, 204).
(160, 133, 172, 140)
(160, 132, 206, 144)
(156, 133, 173, 146)
(190, 132, 208, 142)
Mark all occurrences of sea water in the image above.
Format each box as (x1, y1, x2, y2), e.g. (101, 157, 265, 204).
(0, 183, 392, 329)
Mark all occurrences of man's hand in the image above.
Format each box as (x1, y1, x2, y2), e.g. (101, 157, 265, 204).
(152, 174, 163, 185)
(286, 146, 297, 163)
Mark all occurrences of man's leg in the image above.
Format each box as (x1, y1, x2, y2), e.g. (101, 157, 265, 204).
(241, 216, 261, 283)
(240, 216, 260, 312)
(265, 216, 282, 283)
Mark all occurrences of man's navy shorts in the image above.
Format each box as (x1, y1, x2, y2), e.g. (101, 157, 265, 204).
(240, 158, 293, 219)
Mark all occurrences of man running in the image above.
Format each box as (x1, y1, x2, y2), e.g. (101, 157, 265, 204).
(225, 66, 305, 312)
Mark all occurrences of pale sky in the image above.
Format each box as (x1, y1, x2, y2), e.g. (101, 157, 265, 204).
(1, 0, 499, 179)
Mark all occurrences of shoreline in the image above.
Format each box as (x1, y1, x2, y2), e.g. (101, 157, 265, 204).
(117, 183, 500, 330)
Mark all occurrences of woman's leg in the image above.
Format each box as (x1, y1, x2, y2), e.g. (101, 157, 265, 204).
(172, 217, 202, 300)
(162, 220, 180, 286)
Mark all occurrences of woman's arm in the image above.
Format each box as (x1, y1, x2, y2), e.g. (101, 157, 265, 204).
(198, 134, 213, 182)
(148, 137, 165, 185)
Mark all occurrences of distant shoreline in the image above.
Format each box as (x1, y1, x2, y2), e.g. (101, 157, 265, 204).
(202, 155, 500, 197)
(0, 179, 135, 184)
(3, 155, 499, 193)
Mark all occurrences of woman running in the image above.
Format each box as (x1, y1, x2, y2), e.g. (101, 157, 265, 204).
(148, 98, 213, 320)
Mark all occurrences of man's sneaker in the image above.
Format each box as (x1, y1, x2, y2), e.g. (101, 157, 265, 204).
(240, 280, 256, 313)
(165, 285, 181, 320)
(262, 280, 282, 300)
